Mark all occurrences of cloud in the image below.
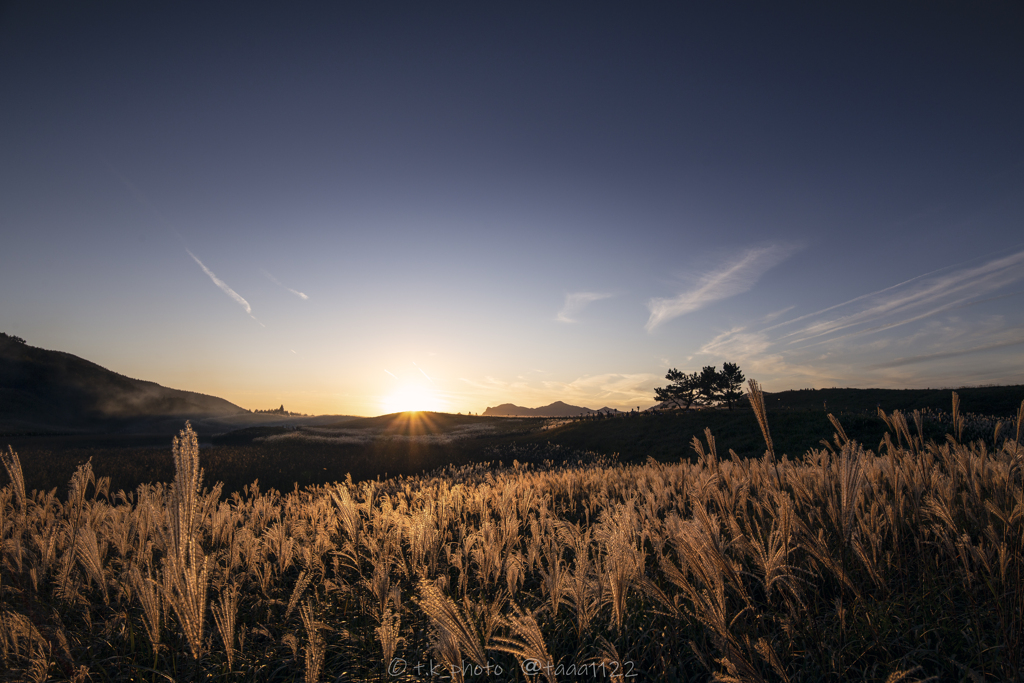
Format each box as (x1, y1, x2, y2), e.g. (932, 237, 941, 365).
(698, 327, 772, 358)
(262, 269, 309, 300)
(760, 306, 796, 324)
(645, 245, 797, 332)
(188, 250, 262, 323)
(541, 372, 659, 405)
(867, 332, 1024, 369)
(556, 292, 612, 323)
(782, 250, 1024, 346)
(694, 249, 1024, 389)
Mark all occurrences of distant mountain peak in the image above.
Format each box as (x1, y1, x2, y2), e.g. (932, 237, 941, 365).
(481, 401, 620, 417)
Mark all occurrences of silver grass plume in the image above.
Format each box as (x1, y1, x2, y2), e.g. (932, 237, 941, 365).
(952, 391, 964, 443)
(170, 422, 204, 565)
(1015, 399, 1024, 447)
(130, 567, 162, 655)
(285, 570, 312, 621)
(417, 578, 488, 670)
(163, 547, 209, 660)
(164, 422, 210, 660)
(488, 603, 556, 683)
(74, 524, 108, 604)
(748, 379, 783, 487)
(1, 446, 26, 519)
(591, 635, 625, 683)
(212, 583, 239, 670)
(300, 601, 325, 683)
(56, 459, 94, 603)
(375, 606, 403, 668)
(825, 442, 866, 549)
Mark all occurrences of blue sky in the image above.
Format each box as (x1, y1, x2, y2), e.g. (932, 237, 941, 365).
(2, 3, 1022, 416)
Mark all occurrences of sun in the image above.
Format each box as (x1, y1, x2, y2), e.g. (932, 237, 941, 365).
(380, 383, 446, 414)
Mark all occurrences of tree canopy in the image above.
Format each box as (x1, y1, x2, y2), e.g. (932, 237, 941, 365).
(653, 362, 746, 410)
(653, 369, 700, 410)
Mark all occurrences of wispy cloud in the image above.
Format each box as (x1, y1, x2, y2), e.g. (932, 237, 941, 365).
(782, 250, 1024, 346)
(645, 245, 797, 332)
(187, 250, 262, 324)
(541, 372, 659, 406)
(262, 269, 309, 300)
(556, 292, 612, 323)
(867, 331, 1024, 369)
(699, 326, 772, 358)
(761, 306, 796, 324)
(694, 249, 1024, 389)
(384, 369, 397, 379)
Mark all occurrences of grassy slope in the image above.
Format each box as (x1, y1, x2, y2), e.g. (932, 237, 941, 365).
(765, 384, 1024, 415)
(533, 409, 893, 462)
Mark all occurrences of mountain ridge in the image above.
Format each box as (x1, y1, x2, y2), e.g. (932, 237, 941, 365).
(482, 401, 621, 417)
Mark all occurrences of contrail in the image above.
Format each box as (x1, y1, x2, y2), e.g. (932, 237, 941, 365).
(414, 362, 435, 384)
(384, 369, 398, 379)
(102, 156, 187, 245)
(187, 250, 263, 324)
(262, 269, 309, 299)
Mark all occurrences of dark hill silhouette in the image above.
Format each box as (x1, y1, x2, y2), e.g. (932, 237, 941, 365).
(482, 401, 621, 417)
(0, 334, 247, 433)
(763, 385, 1024, 417)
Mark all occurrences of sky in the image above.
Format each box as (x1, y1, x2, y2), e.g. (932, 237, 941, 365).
(2, 3, 1023, 416)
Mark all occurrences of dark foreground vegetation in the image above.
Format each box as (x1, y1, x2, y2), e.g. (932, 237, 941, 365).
(1, 384, 1022, 682)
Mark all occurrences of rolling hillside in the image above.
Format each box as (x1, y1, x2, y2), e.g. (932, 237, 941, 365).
(0, 333, 247, 433)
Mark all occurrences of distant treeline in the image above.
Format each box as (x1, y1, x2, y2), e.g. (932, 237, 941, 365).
(251, 405, 305, 416)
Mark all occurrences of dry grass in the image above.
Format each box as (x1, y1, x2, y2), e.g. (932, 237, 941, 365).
(0, 386, 1022, 682)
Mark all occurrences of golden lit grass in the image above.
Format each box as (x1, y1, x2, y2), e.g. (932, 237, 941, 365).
(0, 386, 1021, 682)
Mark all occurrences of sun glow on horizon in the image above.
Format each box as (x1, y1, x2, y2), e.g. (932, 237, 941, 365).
(380, 382, 447, 414)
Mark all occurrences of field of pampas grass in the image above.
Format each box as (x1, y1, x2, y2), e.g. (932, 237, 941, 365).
(1, 382, 1022, 682)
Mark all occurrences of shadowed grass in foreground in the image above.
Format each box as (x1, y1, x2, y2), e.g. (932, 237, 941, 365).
(0, 389, 1022, 682)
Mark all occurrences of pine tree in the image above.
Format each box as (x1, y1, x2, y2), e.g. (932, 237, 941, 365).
(653, 369, 700, 410)
(719, 362, 745, 410)
(696, 366, 724, 406)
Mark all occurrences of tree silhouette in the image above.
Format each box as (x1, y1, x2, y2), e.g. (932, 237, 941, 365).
(653, 368, 700, 410)
(719, 362, 745, 410)
(697, 365, 724, 406)
(654, 362, 746, 409)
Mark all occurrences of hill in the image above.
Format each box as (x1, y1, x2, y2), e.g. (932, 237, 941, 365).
(764, 385, 1024, 417)
(482, 400, 620, 417)
(0, 333, 248, 434)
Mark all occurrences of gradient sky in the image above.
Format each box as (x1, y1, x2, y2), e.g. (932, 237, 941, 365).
(2, 3, 1023, 416)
